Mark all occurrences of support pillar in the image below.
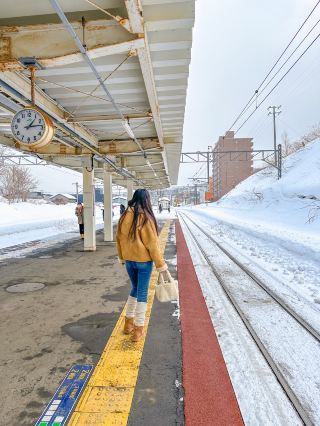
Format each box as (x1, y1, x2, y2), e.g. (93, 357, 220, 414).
(127, 180, 134, 202)
(104, 167, 113, 242)
(83, 165, 96, 251)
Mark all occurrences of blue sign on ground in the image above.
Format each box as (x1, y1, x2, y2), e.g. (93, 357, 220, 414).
(35, 364, 93, 426)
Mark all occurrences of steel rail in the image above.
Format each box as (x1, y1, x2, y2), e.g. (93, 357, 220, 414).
(182, 212, 320, 343)
(179, 211, 317, 426)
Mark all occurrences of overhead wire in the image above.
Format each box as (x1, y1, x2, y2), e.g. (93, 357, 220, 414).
(234, 15, 320, 120)
(273, 51, 320, 105)
(235, 30, 320, 133)
(192, 163, 205, 179)
(228, 0, 320, 131)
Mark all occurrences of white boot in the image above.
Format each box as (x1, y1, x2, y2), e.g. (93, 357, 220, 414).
(134, 302, 147, 326)
(132, 302, 148, 342)
(126, 295, 137, 319)
(124, 296, 137, 335)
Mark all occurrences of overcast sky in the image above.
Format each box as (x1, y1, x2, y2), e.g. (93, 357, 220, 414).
(31, 0, 320, 193)
(179, 0, 320, 184)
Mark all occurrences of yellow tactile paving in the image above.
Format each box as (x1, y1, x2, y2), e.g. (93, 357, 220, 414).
(68, 220, 172, 426)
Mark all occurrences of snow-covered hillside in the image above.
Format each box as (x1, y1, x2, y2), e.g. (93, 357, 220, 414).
(182, 141, 320, 307)
(185, 140, 320, 258)
(221, 138, 320, 203)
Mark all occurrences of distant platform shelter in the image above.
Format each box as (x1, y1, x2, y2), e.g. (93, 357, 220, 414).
(212, 131, 253, 200)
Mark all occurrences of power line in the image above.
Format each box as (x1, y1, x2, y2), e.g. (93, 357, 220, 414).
(235, 30, 320, 133)
(228, 0, 320, 131)
(235, 15, 320, 119)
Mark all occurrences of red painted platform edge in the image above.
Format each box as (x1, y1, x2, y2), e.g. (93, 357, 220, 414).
(176, 219, 244, 426)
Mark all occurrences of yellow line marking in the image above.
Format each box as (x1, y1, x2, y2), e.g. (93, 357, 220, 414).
(68, 220, 172, 426)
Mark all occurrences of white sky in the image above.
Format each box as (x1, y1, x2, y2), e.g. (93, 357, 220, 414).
(31, 0, 320, 192)
(179, 0, 320, 184)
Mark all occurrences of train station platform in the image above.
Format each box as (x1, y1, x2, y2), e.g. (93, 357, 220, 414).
(0, 217, 247, 426)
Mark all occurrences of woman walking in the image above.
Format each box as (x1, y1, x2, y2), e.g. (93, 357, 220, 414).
(75, 202, 84, 239)
(116, 189, 167, 342)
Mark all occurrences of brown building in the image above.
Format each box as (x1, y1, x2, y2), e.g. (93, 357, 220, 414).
(212, 131, 253, 200)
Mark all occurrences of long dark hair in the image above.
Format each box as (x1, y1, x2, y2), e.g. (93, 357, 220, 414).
(118, 188, 158, 240)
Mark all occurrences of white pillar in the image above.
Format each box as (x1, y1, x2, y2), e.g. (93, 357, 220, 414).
(104, 167, 113, 242)
(83, 165, 96, 251)
(127, 180, 134, 202)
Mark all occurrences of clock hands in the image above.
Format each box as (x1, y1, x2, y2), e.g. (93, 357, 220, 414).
(25, 118, 36, 129)
(27, 124, 43, 128)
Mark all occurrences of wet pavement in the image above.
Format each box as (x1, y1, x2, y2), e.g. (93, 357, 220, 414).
(0, 221, 182, 426)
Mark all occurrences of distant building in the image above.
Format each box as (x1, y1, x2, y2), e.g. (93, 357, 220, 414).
(28, 191, 45, 200)
(74, 188, 104, 204)
(212, 131, 253, 200)
(50, 193, 77, 205)
(113, 196, 127, 207)
(27, 191, 52, 201)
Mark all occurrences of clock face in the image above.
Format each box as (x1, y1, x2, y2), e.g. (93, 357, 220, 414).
(11, 107, 54, 149)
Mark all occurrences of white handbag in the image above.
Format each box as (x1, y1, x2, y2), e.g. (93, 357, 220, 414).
(155, 270, 179, 302)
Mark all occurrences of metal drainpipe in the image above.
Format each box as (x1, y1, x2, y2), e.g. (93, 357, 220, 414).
(48, 0, 147, 159)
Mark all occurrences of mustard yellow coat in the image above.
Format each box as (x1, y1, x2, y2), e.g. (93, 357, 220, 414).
(116, 208, 166, 270)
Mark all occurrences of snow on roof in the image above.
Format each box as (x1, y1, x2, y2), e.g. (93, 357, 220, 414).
(51, 193, 76, 200)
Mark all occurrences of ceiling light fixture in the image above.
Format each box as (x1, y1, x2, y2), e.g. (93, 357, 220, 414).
(122, 119, 135, 139)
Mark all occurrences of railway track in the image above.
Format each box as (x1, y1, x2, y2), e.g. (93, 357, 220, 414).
(179, 211, 320, 426)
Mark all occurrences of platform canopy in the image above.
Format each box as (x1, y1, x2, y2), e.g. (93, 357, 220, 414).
(0, 0, 195, 189)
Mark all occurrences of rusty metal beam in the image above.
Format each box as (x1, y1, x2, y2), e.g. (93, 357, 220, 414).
(98, 138, 159, 154)
(0, 18, 138, 70)
(70, 112, 152, 123)
(39, 38, 144, 68)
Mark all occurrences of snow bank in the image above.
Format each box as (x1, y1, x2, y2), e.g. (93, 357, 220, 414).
(222, 139, 320, 201)
(0, 201, 103, 250)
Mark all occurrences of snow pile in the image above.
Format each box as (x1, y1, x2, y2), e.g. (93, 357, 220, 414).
(184, 140, 320, 259)
(0, 201, 103, 250)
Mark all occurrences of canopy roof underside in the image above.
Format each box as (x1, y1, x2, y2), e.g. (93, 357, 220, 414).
(0, 0, 195, 188)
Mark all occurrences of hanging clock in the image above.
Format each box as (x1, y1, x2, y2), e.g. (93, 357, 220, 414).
(11, 107, 54, 149)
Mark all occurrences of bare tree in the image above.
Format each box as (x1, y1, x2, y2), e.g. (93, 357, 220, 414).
(0, 145, 7, 174)
(281, 131, 291, 157)
(286, 123, 320, 155)
(0, 165, 38, 203)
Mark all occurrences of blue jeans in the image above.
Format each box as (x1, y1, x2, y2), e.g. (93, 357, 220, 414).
(125, 261, 153, 303)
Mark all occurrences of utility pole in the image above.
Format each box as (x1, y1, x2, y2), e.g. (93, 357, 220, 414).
(207, 145, 212, 185)
(268, 106, 281, 167)
(73, 182, 79, 203)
